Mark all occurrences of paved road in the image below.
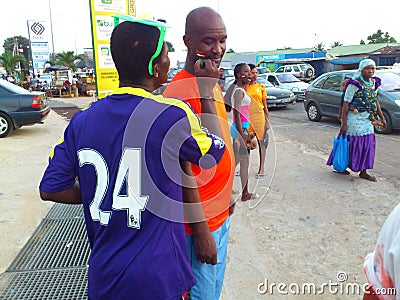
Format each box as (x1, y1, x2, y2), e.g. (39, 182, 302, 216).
(268, 102, 400, 186)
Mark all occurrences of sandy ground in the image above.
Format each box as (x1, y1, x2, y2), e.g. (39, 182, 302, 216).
(0, 96, 399, 299)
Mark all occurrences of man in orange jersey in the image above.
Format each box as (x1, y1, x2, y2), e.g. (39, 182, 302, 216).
(163, 6, 235, 300)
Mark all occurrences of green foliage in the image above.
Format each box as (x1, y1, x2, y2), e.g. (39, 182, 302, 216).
(331, 41, 343, 48)
(54, 51, 81, 71)
(0, 51, 28, 75)
(3, 36, 31, 64)
(314, 42, 325, 51)
(166, 41, 174, 52)
(366, 30, 397, 44)
(360, 40, 366, 45)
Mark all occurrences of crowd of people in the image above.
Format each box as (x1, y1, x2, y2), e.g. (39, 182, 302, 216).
(37, 6, 393, 300)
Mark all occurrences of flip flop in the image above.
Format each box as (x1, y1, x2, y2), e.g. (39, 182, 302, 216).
(255, 173, 266, 179)
(359, 174, 377, 182)
(235, 171, 240, 176)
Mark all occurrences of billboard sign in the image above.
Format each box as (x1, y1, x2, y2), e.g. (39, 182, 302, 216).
(89, 0, 136, 99)
(27, 21, 50, 75)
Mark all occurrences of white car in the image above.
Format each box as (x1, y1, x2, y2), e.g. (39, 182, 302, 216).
(275, 63, 315, 82)
(259, 73, 310, 101)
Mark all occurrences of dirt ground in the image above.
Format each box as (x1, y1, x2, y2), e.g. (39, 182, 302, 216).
(0, 96, 399, 299)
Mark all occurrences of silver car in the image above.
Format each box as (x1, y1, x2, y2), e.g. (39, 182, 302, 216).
(304, 70, 400, 134)
(259, 73, 310, 101)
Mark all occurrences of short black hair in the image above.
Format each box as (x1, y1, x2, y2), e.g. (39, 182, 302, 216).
(248, 63, 256, 70)
(110, 21, 161, 81)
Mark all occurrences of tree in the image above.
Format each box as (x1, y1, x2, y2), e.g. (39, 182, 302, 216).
(3, 36, 30, 62)
(360, 40, 366, 45)
(0, 51, 27, 75)
(55, 51, 81, 71)
(226, 48, 235, 53)
(166, 41, 174, 52)
(366, 30, 397, 44)
(331, 41, 343, 48)
(314, 42, 325, 51)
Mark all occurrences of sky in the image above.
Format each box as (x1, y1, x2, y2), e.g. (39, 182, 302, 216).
(1, 0, 400, 58)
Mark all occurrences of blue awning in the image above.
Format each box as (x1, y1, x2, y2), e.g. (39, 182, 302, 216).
(329, 57, 366, 65)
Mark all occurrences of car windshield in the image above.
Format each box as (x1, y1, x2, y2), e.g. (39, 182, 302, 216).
(276, 74, 300, 83)
(0, 79, 30, 94)
(377, 71, 400, 92)
(256, 77, 274, 87)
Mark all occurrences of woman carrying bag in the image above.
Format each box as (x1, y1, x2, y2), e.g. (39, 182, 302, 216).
(327, 59, 386, 182)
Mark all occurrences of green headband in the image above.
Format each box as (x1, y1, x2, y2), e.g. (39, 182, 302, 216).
(113, 15, 168, 75)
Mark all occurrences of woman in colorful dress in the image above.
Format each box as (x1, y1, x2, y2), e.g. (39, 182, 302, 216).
(328, 59, 386, 181)
(247, 64, 270, 179)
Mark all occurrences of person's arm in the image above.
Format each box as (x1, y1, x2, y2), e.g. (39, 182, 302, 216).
(194, 59, 222, 137)
(181, 159, 217, 265)
(40, 182, 82, 204)
(375, 100, 387, 130)
(340, 102, 349, 135)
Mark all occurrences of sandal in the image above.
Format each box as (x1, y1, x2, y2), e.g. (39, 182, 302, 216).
(333, 170, 350, 175)
(359, 174, 377, 182)
(255, 173, 266, 179)
(241, 193, 260, 202)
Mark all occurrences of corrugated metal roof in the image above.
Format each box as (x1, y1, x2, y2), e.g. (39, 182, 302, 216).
(328, 43, 400, 56)
(257, 48, 316, 55)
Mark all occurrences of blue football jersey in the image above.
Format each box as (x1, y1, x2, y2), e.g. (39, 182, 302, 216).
(39, 87, 225, 300)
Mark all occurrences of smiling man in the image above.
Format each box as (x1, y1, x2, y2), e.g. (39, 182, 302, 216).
(163, 6, 235, 300)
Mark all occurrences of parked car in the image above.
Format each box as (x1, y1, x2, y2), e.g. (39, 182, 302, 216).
(259, 73, 310, 101)
(256, 77, 296, 108)
(256, 67, 271, 75)
(0, 79, 50, 138)
(275, 63, 315, 82)
(304, 70, 400, 134)
(225, 77, 296, 108)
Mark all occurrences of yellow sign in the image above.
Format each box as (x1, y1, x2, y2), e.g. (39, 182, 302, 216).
(89, 0, 136, 99)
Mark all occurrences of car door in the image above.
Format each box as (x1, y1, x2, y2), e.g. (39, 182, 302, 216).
(318, 74, 343, 117)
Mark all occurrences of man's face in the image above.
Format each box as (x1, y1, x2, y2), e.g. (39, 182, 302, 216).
(187, 19, 227, 67)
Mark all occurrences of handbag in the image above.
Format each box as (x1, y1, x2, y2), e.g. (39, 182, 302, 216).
(332, 134, 350, 172)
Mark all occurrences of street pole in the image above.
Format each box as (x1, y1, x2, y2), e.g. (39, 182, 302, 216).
(49, 0, 55, 61)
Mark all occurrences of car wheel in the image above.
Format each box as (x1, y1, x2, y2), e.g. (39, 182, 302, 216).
(0, 112, 14, 138)
(307, 103, 322, 121)
(305, 68, 314, 78)
(374, 111, 393, 134)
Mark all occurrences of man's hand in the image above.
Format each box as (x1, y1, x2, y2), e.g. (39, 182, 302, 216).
(195, 59, 219, 97)
(193, 229, 217, 265)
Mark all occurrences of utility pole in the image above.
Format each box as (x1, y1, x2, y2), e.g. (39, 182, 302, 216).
(49, 0, 55, 61)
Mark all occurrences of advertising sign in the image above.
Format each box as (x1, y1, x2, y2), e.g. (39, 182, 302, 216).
(27, 20, 50, 75)
(89, 0, 136, 99)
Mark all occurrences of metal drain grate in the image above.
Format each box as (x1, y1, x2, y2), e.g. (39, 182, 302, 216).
(44, 203, 84, 220)
(0, 202, 90, 299)
(0, 268, 88, 300)
(8, 218, 90, 271)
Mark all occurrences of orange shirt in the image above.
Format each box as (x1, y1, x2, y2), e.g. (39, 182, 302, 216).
(163, 70, 235, 234)
(247, 83, 267, 137)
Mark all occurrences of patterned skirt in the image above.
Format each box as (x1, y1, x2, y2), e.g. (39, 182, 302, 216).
(327, 111, 376, 172)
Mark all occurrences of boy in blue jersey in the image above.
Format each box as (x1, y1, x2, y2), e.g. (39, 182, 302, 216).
(39, 17, 225, 300)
